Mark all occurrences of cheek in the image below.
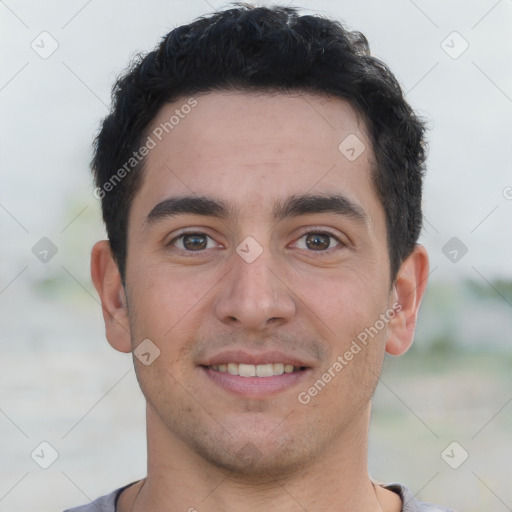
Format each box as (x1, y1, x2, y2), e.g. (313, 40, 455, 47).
(127, 260, 218, 340)
(292, 267, 389, 396)
(290, 264, 388, 340)
(302, 323, 386, 423)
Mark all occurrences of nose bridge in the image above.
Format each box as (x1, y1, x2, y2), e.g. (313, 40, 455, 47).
(214, 244, 295, 330)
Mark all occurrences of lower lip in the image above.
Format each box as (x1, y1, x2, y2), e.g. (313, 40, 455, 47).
(201, 367, 310, 397)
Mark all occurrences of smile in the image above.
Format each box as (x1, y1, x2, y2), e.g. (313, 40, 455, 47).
(208, 363, 305, 377)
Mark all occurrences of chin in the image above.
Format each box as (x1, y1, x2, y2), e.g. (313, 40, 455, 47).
(187, 425, 318, 480)
(199, 442, 309, 480)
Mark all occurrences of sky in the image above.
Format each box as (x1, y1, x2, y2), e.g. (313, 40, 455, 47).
(1, 0, 511, 284)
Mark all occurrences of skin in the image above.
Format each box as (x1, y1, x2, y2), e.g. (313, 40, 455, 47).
(91, 91, 429, 512)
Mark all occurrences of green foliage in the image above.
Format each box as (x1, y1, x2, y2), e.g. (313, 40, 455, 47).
(465, 278, 512, 304)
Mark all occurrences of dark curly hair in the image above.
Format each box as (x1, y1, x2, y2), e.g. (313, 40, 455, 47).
(92, 3, 427, 282)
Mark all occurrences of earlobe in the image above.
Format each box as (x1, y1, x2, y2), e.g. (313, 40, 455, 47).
(385, 244, 429, 356)
(90, 240, 132, 353)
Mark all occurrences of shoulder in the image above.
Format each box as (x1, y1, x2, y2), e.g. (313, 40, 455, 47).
(383, 483, 457, 512)
(62, 481, 135, 512)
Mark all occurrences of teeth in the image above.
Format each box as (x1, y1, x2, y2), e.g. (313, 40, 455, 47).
(256, 364, 273, 377)
(209, 362, 302, 377)
(273, 363, 284, 375)
(238, 363, 256, 377)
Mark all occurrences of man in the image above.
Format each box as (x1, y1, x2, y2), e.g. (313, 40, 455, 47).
(65, 4, 453, 511)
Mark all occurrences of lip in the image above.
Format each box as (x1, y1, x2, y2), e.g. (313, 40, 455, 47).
(200, 366, 311, 397)
(200, 349, 313, 367)
(199, 349, 313, 397)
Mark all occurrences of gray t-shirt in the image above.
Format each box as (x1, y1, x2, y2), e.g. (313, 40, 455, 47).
(63, 481, 456, 511)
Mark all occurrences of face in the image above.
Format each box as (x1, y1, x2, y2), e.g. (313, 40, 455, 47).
(122, 91, 397, 477)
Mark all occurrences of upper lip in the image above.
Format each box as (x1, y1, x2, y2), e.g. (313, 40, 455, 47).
(200, 349, 313, 368)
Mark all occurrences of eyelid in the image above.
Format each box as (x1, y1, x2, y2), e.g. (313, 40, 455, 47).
(295, 226, 345, 241)
(166, 227, 214, 242)
(290, 227, 348, 251)
(166, 229, 223, 251)
(165, 227, 348, 253)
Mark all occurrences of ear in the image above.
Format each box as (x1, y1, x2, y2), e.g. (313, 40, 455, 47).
(90, 240, 132, 353)
(385, 244, 429, 356)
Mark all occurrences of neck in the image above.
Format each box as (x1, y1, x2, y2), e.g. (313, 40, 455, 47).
(125, 404, 391, 512)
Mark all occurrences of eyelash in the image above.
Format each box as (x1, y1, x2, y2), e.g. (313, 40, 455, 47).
(167, 229, 345, 255)
(292, 230, 344, 254)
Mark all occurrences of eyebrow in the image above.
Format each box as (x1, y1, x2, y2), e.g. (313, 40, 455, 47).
(273, 193, 367, 225)
(144, 193, 368, 229)
(145, 196, 235, 229)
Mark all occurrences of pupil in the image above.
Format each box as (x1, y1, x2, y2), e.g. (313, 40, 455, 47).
(306, 233, 330, 250)
(184, 234, 207, 250)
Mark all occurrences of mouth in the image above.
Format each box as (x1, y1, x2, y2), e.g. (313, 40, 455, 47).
(206, 362, 307, 377)
(199, 353, 312, 397)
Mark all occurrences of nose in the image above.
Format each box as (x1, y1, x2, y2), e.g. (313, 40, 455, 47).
(214, 249, 296, 332)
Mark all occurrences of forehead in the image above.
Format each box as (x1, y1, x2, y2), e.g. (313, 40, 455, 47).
(131, 91, 381, 226)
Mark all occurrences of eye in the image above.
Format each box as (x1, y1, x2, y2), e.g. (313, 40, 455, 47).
(294, 231, 342, 251)
(170, 232, 217, 251)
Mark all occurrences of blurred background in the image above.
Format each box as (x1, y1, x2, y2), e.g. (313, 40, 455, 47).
(1, 1, 511, 510)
